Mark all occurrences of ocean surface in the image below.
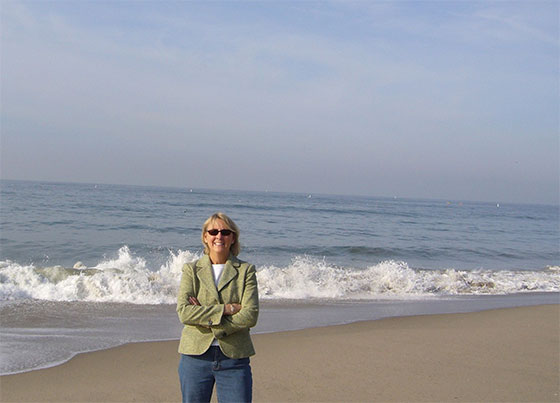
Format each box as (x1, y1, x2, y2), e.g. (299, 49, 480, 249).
(1, 180, 559, 374)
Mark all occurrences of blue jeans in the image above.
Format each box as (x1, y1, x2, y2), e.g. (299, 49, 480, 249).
(178, 347, 253, 403)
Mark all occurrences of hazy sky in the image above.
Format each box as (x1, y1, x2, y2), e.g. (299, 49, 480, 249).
(1, 1, 558, 204)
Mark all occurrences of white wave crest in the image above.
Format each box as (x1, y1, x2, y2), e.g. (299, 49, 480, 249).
(257, 256, 560, 300)
(0, 246, 201, 304)
(1, 252, 558, 303)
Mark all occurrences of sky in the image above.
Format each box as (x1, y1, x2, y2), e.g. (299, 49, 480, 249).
(1, 1, 558, 205)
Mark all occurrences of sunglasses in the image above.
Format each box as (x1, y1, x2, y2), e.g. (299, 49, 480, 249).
(207, 229, 234, 236)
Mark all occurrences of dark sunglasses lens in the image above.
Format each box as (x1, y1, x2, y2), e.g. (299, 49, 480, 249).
(208, 229, 233, 236)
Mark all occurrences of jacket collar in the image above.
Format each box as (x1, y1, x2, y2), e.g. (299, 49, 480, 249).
(195, 254, 241, 295)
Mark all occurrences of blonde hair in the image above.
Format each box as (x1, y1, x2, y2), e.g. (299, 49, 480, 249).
(201, 212, 241, 256)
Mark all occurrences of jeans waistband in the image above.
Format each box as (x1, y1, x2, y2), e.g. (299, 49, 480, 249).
(185, 346, 224, 362)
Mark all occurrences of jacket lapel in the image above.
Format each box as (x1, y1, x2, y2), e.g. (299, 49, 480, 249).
(195, 255, 220, 301)
(217, 257, 239, 293)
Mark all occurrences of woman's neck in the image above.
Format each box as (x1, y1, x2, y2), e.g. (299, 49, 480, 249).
(209, 252, 229, 265)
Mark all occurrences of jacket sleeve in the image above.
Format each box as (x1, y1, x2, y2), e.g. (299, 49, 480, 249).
(213, 264, 259, 339)
(176, 262, 224, 327)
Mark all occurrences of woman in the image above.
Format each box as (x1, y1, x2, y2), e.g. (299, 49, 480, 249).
(177, 212, 259, 403)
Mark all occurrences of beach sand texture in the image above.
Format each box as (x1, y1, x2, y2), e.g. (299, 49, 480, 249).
(1, 305, 558, 402)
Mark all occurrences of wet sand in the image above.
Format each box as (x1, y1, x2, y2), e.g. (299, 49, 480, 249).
(1, 304, 558, 402)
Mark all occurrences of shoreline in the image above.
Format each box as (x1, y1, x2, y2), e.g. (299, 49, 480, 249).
(1, 304, 558, 402)
(2, 293, 558, 377)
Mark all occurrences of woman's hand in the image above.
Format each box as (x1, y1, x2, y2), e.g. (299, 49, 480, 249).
(188, 296, 201, 306)
(224, 303, 241, 316)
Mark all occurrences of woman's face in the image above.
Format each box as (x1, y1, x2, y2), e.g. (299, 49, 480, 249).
(204, 219, 235, 257)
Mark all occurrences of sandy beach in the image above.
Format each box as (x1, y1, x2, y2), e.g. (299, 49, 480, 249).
(1, 304, 558, 402)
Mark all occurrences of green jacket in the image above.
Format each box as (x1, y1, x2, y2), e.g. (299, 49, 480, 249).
(177, 254, 259, 358)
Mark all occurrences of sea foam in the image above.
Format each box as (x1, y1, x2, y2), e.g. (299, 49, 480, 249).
(258, 257, 560, 299)
(0, 246, 199, 304)
(0, 247, 558, 304)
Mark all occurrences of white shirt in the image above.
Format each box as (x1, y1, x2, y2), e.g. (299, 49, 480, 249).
(211, 264, 225, 346)
(212, 264, 225, 287)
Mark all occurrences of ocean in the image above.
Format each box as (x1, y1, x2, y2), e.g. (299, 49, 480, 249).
(1, 180, 558, 375)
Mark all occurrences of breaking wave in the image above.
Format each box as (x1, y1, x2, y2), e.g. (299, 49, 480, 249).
(0, 246, 199, 304)
(0, 247, 558, 304)
(258, 257, 559, 299)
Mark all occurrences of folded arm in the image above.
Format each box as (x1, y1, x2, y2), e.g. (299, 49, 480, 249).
(176, 263, 224, 327)
(212, 265, 259, 339)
